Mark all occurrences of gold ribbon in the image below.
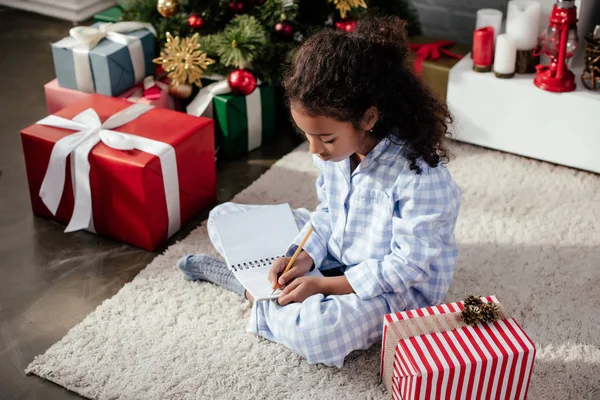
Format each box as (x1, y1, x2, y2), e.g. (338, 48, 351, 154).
(390, 303, 509, 343)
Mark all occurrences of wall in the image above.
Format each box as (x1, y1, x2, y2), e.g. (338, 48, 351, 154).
(413, 0, 600, 56)
(410, 0, 508, 44)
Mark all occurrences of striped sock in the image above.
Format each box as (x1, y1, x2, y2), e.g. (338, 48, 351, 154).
(177, 254, 246, 297)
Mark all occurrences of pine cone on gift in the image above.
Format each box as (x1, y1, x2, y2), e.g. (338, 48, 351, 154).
(463, 295, 484, 308)
(481, 302, 501, 323)
(461, 305, 483, 327)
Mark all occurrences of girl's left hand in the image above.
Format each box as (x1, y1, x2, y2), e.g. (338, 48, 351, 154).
(277, 276, 323, 306)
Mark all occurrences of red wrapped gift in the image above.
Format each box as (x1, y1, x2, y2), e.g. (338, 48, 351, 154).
(381, 295, 536, 400)
(44, 76, 173, 115)
(20, 94, 216, 251)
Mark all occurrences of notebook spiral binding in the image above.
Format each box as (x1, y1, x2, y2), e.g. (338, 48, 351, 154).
(232, 255, 285, 272)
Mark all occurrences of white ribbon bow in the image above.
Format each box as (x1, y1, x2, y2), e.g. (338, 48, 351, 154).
(37, 103, 181, 237)
(53, 22, 157, 93)
(186, 78, 264, 152)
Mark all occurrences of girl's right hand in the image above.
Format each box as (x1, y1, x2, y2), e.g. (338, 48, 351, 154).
(268, 250, 314, 289)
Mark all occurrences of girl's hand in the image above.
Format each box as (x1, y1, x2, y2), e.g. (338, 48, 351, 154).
(268, 250, 314, 290)
(277, 276, 323, 306)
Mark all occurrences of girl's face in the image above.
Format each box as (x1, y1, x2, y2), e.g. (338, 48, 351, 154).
(290, 103, 377, 163)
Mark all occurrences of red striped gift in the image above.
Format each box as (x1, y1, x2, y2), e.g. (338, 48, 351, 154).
(381, 296, 536, 400)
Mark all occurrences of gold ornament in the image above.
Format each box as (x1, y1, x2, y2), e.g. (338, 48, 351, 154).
(328, 0, 367, 19)
(157, 0, 180, 18)
(153, 32, 215, 91)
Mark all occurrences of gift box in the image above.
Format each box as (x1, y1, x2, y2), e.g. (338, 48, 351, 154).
(44, 79, 89, 115)
(20, 94, 216, 251)
(186, 79, 276, 160)
(51, 22, 156, 97)
(381, 296, 536, 400)
(44, 77, 173, 115)
(93, 4, 127, 23)
(408, 37, 471, 101)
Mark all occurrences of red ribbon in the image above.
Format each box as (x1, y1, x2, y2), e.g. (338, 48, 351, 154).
(408, 40, 465, 76)
(126, 76, 170, 102)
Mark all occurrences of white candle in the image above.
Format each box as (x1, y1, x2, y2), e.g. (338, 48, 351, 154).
(476, 9, 503, 43)
(493, 34, 517, 76)
(506, 0, 542, 50)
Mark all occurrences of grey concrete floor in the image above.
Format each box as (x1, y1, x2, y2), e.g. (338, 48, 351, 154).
(0, 7, 302, 399)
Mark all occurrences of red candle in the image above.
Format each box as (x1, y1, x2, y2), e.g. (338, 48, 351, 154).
(472, 27, 495, 72)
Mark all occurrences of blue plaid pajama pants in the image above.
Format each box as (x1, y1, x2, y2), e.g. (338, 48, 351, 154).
(207, 202, 405, 368)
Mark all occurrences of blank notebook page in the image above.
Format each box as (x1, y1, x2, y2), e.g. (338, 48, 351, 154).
(213, 203, 322, 300)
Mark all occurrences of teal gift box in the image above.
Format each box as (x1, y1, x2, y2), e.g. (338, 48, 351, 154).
(190, 80, 276, 160)
(51, 22, 156, 97)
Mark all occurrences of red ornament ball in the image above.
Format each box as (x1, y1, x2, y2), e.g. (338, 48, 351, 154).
(228, 69, 257, 96)
(229, 1, 244, 13)
(188, 13, 204, 29)
(274, 20, 294, 39)
(335, 19, 357, 32)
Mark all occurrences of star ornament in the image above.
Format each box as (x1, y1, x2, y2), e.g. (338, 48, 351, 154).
(153, 32, 215, 88)
(329, 0, 367, 19)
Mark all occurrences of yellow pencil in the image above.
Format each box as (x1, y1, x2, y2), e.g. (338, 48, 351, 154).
(271, 226, 314, 295)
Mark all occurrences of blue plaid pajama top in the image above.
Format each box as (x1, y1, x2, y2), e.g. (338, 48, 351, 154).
(207, 136, 461, 368)
(287, 137, 461, 310)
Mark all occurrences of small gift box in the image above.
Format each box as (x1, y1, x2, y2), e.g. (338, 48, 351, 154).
(44, 79, 89, 115)
(381, 296, 536, 400)
(408, 37, 470, 101)
(51, 22, 156, 97)
(93, 4, 127, 23)
(20, 94, 216, 251)
(44, 76, 173, 115)
(186, 79, 276, 160)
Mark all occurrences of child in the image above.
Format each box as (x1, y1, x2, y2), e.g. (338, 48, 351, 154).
(178, 15, 461, 369)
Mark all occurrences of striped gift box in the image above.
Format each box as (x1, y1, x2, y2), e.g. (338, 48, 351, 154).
(381, 296, 536, 400)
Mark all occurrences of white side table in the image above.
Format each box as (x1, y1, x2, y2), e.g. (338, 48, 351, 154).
(447, 54, 600, 174)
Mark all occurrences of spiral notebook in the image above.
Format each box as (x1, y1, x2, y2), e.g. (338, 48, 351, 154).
(212, 203, 323, 301)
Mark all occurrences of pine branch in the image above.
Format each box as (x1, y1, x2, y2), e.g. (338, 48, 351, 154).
(213, 15, 268, 69)
(124, 0, 239, 46)
(252, 0, 298, 29)
(185, 0, 232, 32)
(250, 38, 295, 85)
(199, 34, 219, 55)
(198, 33, 226, 76)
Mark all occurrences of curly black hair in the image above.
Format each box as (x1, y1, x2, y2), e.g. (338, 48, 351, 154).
(282, 15, 452, 173)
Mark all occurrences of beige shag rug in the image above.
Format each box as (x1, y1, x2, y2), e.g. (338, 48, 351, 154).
(26, 142, 600, 400)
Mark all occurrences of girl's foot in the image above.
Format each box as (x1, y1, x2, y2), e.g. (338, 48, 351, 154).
(177, 254, 245, 296)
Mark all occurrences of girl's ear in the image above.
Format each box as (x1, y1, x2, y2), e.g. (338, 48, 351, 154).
(361, 106, 379, 132)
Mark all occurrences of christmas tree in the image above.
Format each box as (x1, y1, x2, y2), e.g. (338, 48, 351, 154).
(124, 0, 421, 88)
